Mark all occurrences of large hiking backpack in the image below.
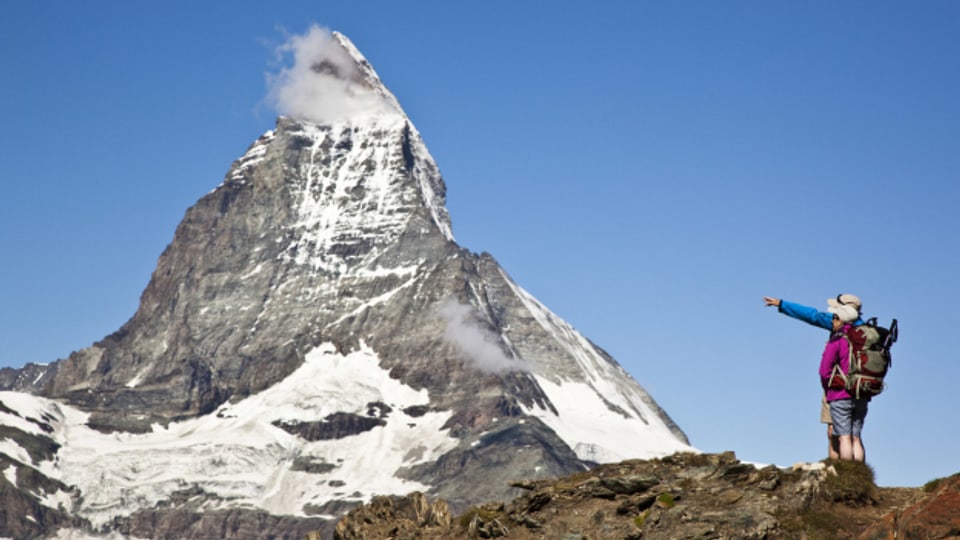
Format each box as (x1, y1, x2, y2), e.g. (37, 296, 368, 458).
(829, 318, 899, 399)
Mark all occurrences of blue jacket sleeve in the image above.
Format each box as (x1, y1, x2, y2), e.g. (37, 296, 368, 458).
(779, 300, 833, 330)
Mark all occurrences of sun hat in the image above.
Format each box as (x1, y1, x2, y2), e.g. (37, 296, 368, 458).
(827, 293, 862, 311)
(828, 304, 859, 323)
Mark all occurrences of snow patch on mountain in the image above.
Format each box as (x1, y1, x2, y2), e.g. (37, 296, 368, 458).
(523, 375, 692, 464)
(0, 438, 30, 468)
(0, 391, 64, 439)
(2, 464, 16, 485)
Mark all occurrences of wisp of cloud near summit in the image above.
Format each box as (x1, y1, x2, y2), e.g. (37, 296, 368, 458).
(266, 24, 397, 124)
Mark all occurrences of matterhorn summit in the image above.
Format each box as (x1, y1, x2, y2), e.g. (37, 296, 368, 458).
(0, 28, 691, 540)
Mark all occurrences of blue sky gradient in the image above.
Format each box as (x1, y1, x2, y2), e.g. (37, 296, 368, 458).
(2, 2, 958, 487)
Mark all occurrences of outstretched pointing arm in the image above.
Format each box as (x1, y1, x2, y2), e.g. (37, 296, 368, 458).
(763, 296, 833, 330)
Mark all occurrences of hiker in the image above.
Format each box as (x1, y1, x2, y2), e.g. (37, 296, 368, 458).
(763, 294, 865, 459)
(820, 304, 869, 461)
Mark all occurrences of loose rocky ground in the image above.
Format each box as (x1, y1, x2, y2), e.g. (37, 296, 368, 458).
(327, 452, 957, 540)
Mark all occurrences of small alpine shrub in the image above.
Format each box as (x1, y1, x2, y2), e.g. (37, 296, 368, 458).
(923, 478, 943, 493)
(923, 472, 960, 493)
(800, 509, 846, 538)
(821, 460, 876, 506)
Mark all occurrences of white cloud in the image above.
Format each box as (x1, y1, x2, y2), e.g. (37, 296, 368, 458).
(266, 25, 398, 124)
(438, 298, 531, 374)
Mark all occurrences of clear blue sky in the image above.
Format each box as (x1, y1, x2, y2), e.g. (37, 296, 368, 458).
(2, 2, 957, 487)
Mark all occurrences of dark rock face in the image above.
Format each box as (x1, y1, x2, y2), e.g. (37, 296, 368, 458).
(0, 363, 55, 395)
(273, 413, 386, 441)
(0, 424, 87, 539)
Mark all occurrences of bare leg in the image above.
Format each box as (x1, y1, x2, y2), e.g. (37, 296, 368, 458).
(852, 437, 865, 462)
(827, 424, 840, 460)
(838, 435, 854, 460)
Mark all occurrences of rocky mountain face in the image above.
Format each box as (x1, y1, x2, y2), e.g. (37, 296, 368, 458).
(0, 32, 692, 539)
(331, 452, 958, 540)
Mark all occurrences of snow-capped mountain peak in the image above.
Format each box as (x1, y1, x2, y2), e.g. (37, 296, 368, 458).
(0, 29, 690, 540)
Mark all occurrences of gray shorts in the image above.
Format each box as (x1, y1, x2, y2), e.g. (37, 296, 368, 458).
(828, 398, 869, 437)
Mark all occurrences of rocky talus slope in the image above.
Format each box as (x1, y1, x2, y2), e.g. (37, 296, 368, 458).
(329, 452, 957, 540)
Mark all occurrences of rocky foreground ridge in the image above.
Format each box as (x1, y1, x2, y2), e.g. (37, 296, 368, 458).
(328, 452, 960, 540)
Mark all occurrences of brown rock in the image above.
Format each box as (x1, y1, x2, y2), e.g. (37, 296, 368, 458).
(860, 474, 960, 540)
(321, 453, 959, 540)
(333, 492, 453, 540)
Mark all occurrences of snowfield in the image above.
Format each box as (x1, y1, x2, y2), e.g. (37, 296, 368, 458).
(1, 342, 459, 528)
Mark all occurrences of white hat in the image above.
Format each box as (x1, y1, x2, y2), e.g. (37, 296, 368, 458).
(827, 293, 862, 311)
(828, 304, 859, 323)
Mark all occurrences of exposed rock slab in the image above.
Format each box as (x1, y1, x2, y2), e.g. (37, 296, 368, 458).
(330, 452, 943, 540)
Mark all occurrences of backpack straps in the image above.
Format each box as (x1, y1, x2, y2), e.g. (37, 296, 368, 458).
(826, 331, 852, 390)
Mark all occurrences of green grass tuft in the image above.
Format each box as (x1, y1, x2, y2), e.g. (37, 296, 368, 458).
(633, 509, 650, 528)
(656, 492, 676, 508)
(820, 460, 876, 506)
(457, 505, 504, 529)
